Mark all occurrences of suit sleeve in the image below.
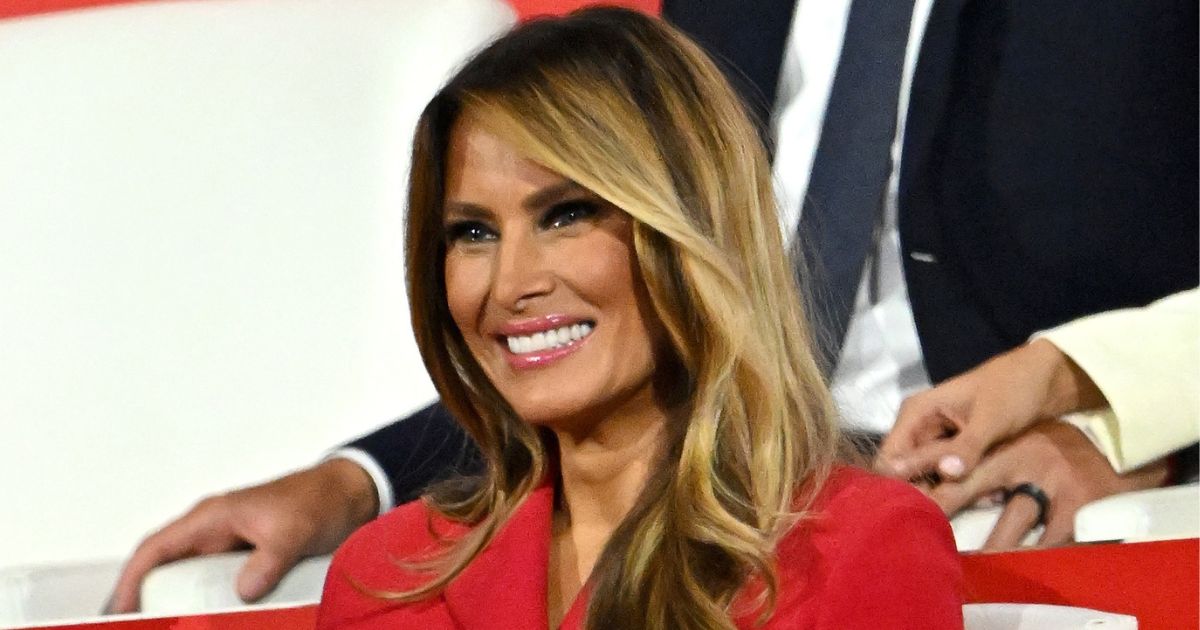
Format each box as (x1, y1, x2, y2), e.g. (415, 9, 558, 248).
(344, 402, 483, 506)
(1040, 288, 1199, 472)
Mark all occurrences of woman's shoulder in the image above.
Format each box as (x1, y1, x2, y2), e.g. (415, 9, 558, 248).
(763, 465, 964, 628)
(317, 498, 468, 629)
(333, 497, 468, 585)
(787, 464, 956, 557)
(810, 464, 945, 521)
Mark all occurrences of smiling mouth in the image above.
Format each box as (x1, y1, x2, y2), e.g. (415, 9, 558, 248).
(504, 321, 594, 355)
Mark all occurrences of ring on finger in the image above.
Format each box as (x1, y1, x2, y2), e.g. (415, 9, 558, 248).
(1003, 482, 1050, 527)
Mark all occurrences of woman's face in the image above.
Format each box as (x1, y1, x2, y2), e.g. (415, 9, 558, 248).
(441, 116, 666, 434)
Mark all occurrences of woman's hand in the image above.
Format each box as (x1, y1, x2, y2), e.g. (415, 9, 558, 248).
(875, 339, 1106, 483)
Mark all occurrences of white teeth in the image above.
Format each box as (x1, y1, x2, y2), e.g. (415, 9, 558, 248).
(505, 322, 593, 355)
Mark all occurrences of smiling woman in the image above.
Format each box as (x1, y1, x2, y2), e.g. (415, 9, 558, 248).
(317, 7, 963, 629)
(440, 120, 663, 433)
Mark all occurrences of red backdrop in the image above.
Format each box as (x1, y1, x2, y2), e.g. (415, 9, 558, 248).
(0, 0, 661, 21)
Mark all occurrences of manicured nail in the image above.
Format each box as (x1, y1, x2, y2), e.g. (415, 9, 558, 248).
(939, 455, 965, 478)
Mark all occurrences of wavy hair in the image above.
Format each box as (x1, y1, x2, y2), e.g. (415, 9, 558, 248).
(398, 7, 840, 629)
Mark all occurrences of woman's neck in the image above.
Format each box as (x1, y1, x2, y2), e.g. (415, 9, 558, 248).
(546, 397, 669, 626)
(555, 414, 665, 534)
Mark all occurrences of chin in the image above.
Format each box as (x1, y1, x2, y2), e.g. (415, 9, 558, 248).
(502, 389, 593, 429)
(509, 403, 585, 428)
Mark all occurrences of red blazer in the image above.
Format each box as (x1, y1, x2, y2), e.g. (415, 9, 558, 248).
(317, 466, 963, 629)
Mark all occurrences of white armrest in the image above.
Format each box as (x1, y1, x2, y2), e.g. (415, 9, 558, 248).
(0, 559, 122, 626)
(140, 552, 331, 614)
(951, 508, 1041, 552)
(1074, 483, 1199, 543)
(963, 603, 1137, 630)
(952, 483, 1199, 551)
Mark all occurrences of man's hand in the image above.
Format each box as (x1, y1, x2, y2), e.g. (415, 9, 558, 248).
(875, 339, 1106, 482)
(924, 422, 1169, 550)
(105, 458, 378, 613)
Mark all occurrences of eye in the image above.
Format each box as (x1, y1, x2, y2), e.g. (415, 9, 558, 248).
(542, 200, 600, 230)
(444, 220, 497, 245)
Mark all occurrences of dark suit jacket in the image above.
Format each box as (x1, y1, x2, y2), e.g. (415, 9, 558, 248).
(353, 0, 1199, 502)
(317, 466, 963, 629)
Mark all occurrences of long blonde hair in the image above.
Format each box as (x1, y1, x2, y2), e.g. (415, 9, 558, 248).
(401, 8, 839, 628)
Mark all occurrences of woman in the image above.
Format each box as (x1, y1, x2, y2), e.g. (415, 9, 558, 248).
(318, 8, 962, 629)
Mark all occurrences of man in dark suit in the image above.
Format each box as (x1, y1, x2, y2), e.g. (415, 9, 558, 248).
(109, 0, 1197, 611)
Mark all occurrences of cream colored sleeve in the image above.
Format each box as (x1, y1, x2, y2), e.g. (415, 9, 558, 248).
(1037, 288, 1199, 473)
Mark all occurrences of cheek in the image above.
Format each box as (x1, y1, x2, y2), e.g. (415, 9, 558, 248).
(444, 253, 488, 339)
(568, 237, 658, 347)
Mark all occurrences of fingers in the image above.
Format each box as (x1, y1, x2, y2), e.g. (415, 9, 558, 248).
(880, 395, 954, 456)
(927, 453, 1006, 516)
(106, 525, 205, 613)
(879, 434, 985, 483)
(982, 494, 1041, 550)
(878, 382, 997, 483)
(880, 342, 1083, 485)
(1036, 507, 1073, 548)
(236, 548, 300, 602)
(105, 497, 238, 614)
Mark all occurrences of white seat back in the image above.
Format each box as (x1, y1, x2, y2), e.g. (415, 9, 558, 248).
(0, 0, 512, 623)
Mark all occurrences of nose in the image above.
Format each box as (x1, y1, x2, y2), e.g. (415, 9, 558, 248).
(490, 230, 554, 313)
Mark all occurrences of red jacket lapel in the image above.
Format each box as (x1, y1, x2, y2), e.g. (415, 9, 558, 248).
(443, 481, 555, 629)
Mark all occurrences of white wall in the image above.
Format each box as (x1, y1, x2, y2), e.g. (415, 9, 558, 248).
(0, 0, 512, 570)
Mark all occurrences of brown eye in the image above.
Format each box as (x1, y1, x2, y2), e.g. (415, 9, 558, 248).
(444, 220, 497, 244)
(541, 200, 600, 230)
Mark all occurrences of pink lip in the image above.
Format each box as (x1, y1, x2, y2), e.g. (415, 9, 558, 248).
(496, 314, 589, 336)
(496, 314, 595, 371)
(505, 334, 591, 370)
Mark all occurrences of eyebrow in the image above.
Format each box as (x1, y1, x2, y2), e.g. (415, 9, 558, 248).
(521, 180, 588, 210)
(443, 180, 591, 220)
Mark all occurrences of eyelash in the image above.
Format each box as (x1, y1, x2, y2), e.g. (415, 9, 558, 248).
(444, 221, 495, 244)
(443, 200, 602, 245)
(541, 200, 600, 229)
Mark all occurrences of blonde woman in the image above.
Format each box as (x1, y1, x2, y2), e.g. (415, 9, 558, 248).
(318, 8, 962, 629)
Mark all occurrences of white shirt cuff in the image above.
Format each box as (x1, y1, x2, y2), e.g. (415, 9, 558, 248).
(324, 447, 395, 517)
(1059, 410, 1125, 472)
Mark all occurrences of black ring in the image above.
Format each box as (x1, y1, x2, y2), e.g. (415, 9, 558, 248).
(1004, 482, 1050, 527)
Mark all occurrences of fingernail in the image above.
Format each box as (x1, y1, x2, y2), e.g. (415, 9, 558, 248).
(939, 455, 965, 478)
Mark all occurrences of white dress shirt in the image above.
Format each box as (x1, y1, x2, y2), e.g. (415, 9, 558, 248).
(772, 0, 936, 434)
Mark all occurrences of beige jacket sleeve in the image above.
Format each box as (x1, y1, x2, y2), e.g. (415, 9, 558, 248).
(1037, 288, 1199, 473)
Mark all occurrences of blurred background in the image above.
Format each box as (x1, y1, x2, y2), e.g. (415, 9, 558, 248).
(0, 0, 652, 577)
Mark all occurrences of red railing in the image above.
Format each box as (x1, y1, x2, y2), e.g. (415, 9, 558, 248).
(31, 539, 1200, 630)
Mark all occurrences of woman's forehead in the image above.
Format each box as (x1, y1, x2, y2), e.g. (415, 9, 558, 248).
(443, 117, 585, 206)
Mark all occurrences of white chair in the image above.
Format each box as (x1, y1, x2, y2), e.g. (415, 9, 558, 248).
(0, 560, 123, 625)
(141, 553, 331, 613)
(1074, 482, 1199, 544)
(0, 0, 512, 625)
(122, 485, 1195, 617)
(962, 603, 1137, 630)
